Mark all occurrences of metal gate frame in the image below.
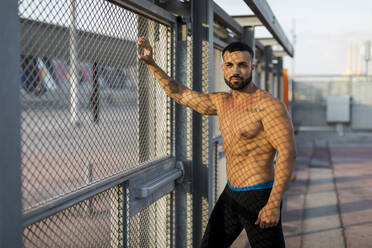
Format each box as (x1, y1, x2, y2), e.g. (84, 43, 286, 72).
(0, 0, 23, 246)
(18, 0, 182, 246)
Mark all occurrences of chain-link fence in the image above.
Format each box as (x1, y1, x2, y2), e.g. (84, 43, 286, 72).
(128, 192, 174, 248)
(20, 0, 171, 211)
(292, 75, 372, 130)
(19, 0, 174, 246)
(24, 186, 124, 247)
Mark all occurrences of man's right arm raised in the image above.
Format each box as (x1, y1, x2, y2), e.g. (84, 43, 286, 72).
(137, 37, 218, 115)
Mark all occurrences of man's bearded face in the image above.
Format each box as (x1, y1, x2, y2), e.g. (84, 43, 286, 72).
(224, 73, 252, 91)
(222, 51, 254, 91)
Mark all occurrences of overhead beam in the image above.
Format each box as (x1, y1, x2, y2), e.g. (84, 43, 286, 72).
(257, 37, 278, 46)
(214, 23, 229, 39)
(213, 2, 243, 36)
(213, 35, 228, 50)
(158, 1, 190, 17)
(243, 0, 294, 57)
(273, 50, 288, 57)
(233, 15, 262, 27)
(255, 39, 264, 51)
(109, 0, 176, 26)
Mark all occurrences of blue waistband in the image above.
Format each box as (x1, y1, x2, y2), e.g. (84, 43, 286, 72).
(227, 180, 274, 191)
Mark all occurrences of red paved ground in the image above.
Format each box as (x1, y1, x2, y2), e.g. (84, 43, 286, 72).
(282, 134, 372, 248)
(282, 146, 312, 248)
(331, 146, 372, 248)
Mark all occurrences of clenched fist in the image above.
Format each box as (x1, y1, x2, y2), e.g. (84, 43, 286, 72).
(255, 203, 280, 229)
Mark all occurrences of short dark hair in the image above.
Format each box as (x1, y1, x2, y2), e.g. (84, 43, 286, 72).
(222, 42, 254, 60)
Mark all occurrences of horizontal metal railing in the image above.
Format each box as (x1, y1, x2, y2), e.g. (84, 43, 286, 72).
(23, 156, 177, 227)
(108, 0, 177, 26)
(135, 161, 184, 198)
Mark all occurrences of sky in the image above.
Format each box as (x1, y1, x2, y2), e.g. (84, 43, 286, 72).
(214, 0, 372, 75)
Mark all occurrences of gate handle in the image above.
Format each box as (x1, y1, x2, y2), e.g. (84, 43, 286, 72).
(135, 161, 184, 198)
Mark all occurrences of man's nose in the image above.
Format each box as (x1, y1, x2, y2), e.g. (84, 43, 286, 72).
(232, 65, 240, 74)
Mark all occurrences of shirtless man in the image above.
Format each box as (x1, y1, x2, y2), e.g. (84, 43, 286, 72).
(137, 37, 296, 248)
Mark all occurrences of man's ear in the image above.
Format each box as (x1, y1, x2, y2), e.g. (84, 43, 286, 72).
(251, 64, 255, 71)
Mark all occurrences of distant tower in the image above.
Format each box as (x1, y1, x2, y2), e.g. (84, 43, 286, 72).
(365, 41, 371, 75)
(352, 42, 357, 75)
(347, 41, 369, 76)
(346, 42, 351, 75)
(357, 43, 363, 75)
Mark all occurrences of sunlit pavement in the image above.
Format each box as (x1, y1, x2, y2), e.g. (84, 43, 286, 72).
(283, 131, 372, 248)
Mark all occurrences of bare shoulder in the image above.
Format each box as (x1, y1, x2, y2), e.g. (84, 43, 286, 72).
(208, 91, 231, 104)
(258, 91, 288, 116)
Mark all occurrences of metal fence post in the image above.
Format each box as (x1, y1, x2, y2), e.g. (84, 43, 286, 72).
(207, 11, 215, 218)
(242, 26, 256, 83)
(175, 18, 189, 248)
(0, 0, 23, 247)
(91, 62, 100, 123)
(192, 0, 204, 243)
(277, 57, 283, 101)
(264, 46, 272, 91)
(272, 60, 277, 97)
(242, 26, 255, 58)
(192, 0, 213, 246)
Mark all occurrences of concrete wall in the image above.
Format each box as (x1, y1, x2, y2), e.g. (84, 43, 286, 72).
(292, 76, 372, 130)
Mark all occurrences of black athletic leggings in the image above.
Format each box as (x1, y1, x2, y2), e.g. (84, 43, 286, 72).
(201, 185, 285, 248)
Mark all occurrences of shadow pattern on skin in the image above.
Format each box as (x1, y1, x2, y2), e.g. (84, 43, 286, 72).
(138, 36, 296, 247)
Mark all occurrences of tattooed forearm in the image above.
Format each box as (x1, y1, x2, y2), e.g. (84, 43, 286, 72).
(138, 36, 217, 114)
(145, 59, 217, 115)
(147, 63, 186, 100)
(168, 80, 185, 94)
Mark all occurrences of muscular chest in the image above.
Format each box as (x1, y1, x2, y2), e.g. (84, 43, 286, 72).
(218, 102, 264, 142)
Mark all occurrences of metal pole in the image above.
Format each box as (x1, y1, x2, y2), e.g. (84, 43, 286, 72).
(175, 19, 188, 248)
(69, 0, 79, 126)
(242, 26, 255, 81)
(277, 57, 283, 101)
(192, 0, 203, 241)
(0, 0, 23, 246)
(272, 61, 276, 97)
(264, 46, 272, 91)
(242, 26, 255, 59)
(91, 62, 99, 123)
(207, 2, 214, 217)
(192, 0, 213, 246)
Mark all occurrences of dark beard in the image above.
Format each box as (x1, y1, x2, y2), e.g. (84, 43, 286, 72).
(225, 74, 252, 91)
